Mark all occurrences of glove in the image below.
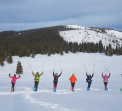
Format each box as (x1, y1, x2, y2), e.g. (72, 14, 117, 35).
(19, 75, 21, 77)
(9, 74, 10, 76)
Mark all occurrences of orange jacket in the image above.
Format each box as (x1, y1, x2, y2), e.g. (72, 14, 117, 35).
(69, 74, 77, 83)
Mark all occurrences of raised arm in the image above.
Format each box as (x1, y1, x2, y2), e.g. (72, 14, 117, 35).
(53, 71, 55, 77)
(39, 72, 43, 77)
(16, 77, 20, 79)
(102, 73, 104, 78)
(91, 73, 94, 78)
(107, 73, 110, 78)
(86, 72, 88, 77)
(58, 72, 62, 77)
(9, 74, 13, 78)
(32, 71, 36, 77)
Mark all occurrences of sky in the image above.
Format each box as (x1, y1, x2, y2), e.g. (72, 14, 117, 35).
(0, 0, 122, 32)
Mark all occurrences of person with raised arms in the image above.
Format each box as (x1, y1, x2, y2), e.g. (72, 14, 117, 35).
(9, 74, 20, 92)
(102, 73, 110, 90)
(32, 71, 43, 91)
(53, 70, 62, 92)
(86, 72, 94, 90)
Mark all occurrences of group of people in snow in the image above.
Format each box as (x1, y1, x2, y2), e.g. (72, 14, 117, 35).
(9, 71, 111, 92)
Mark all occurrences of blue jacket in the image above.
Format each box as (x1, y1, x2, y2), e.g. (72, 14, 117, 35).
(86, 74, 94, 83)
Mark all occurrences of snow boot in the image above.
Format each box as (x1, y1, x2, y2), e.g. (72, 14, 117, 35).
(105, 86, 107, 90)
(11, 87, 14, 92)
(71, 87, 74, 92)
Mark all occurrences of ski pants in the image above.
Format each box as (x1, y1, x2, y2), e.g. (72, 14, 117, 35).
(53, 81, 58, 88)
(11, 82, 15, 91)
(104, 82, 108, 86)
(88, 82, 91, 89)
(34, 81, 39, 91)
(71, 83, 75, 88)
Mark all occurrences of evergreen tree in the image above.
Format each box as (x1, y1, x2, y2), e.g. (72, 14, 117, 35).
(31, 52, 35, 58)
(16, 61, 23, 74)
(6, 53, 13, 64)
(99, 40, 103, 53)
(105, 46, 109, 56)
(48, 47, 51, 56)
(1, 58, 4, 66)
(95, 43, 99, 52)
(108, 44, 113, 56)
(26, 48, 30, 57)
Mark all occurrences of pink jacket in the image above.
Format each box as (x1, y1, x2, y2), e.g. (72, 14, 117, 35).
(102, 73, 110, 82)
(9, 75, 20, 84)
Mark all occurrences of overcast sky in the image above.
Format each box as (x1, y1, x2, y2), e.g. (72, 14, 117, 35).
(0, 0, 122, 32)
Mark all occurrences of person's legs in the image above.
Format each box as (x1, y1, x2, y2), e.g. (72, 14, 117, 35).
(88, 82, 91, 89)
(35, 81, 39, 91)
(53, 81, 57, 89)
(71, 83, 75, 91)
(11, 82, 15, 91)
(104, 82, 108, 90)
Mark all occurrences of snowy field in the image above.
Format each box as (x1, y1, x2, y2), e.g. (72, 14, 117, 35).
(0, 52, 122, 111)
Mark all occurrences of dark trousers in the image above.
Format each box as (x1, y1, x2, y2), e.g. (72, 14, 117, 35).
(104, 82, 108, 86)
(53, 81, 58, 87)
(34, 81, 39, 91)
(12, 82, 15, 91)
(88, 82, 91, 89)
(71, 83, 75, 88)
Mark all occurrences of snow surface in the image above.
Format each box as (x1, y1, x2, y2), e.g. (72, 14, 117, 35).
(60, 25, 122, 48)
(0, 52, 122, 111)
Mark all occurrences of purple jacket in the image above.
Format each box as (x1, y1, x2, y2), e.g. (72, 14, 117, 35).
(102, 73, 110, 82)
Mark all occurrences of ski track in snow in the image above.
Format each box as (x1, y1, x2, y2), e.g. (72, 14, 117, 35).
(0, 87, 119, 96)
(0, 87, 120, 111)
(0, 87, 83, 111)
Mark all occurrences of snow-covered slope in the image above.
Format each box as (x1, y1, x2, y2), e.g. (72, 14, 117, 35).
(59, 25, 122, 48)
(0, 53, 122, 111)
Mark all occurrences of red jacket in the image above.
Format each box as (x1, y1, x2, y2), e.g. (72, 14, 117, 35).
(69, 74, 77, 83)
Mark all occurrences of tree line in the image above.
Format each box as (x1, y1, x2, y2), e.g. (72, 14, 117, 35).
(0, 26, 122, 67)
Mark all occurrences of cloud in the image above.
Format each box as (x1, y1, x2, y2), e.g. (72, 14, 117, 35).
(0, 0, 122, 31)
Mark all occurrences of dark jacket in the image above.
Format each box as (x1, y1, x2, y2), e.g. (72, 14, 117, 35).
(86, 73, 94, 83)
(53, 72, 61, 82)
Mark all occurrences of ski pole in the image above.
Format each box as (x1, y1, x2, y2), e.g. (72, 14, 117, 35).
(103, 66, 110, 73)
(12, 69, 15, 72)
(53, 61, 56, 71)
(27, 61, 33, 71)
(104, 65, 109, 73)
(75, 71, 77, 78)
(93, 64, 95, 73)
(83, 63, 87, 73)
(60, 62, 62, 72)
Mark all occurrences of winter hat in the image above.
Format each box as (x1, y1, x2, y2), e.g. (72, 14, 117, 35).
(36, 72, 39, 74)
(14, 74, 16, 76)
(72, 74, 75, 76)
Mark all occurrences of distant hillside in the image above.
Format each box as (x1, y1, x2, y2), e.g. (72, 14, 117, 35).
(0, 25, 122, 66)
(60, 25, 122, 49)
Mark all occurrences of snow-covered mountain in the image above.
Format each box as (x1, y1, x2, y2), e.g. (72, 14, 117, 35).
(59, 25, 122, 48)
